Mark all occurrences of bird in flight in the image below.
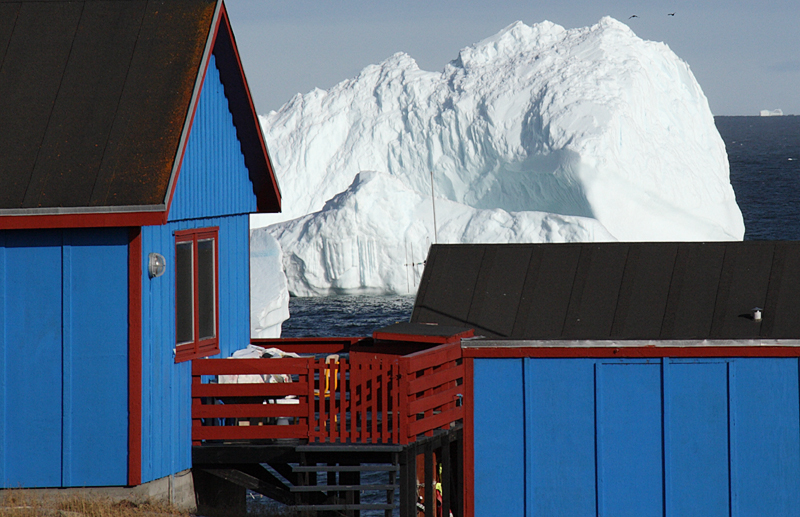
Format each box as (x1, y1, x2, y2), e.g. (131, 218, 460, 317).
(629, 14, 638, 19)
(668, 12, 676, 16)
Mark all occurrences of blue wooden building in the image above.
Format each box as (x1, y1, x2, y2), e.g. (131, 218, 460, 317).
(413, 242, 800, 517)
(0, 0, 280, 491)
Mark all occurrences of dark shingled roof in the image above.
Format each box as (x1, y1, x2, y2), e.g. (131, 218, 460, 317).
(0, 0, 279, 227)
(411, 242, 800, 340)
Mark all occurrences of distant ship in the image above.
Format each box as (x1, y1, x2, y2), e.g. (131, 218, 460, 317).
(760, 109, 783, 116)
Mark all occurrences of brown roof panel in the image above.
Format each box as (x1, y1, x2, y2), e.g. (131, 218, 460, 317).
(514, 243, 582, 338)
(22, 0, 147, 208)
(0, 1, 84, 207)
(0, 0, 230, 215)
(412, 242, 800, 341)
(610, 242, 677, 339)
(88, 0, 216, 208)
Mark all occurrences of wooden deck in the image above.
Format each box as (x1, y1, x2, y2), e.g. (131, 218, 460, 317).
(190, 329, 468, 516)
(191, 335, 464, 446)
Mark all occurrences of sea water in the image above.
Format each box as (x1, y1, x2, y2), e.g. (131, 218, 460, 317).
(250, 115, 800, 515)
(718, 115, 800, 240)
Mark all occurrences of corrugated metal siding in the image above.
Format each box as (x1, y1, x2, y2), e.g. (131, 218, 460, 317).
(168, 54, 258, 222)
(139, 214, 250, 483)
(473, 357, 800, 516)
(0, 229, 128, 488)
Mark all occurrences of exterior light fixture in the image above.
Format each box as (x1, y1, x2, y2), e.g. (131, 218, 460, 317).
(752, 307, 763, 322)
(148, 252, 166, 278)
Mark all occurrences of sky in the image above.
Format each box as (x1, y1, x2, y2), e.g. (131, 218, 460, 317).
(225, 0, 799, 117)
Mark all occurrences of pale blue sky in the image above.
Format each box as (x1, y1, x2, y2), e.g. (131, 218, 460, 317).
(225, 0, 799, 116)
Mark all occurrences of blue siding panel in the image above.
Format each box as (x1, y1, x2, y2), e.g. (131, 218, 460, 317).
(597, 361, 663, 517)
(526, 358, 596, 517)
(667, 360, 729, 517)
(140, 214, 250, 483)
(2, 231, 63, 487)
(169, 54, 258, 222)
(63, 230, 129, 486)
(473, 357, 800, 517)
(473, 359, 525, 517)
(732, 358, 800, 516)
(0, 229, 128, 488)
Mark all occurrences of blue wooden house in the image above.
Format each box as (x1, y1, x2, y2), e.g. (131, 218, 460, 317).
(0, 0, 280, 491)
(413, 242, 800, 517)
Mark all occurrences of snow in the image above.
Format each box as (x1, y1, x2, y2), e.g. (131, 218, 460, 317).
(250, 17, 744, 304)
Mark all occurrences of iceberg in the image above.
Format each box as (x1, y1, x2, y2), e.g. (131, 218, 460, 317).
(270, 170, 615, 296)
(250, 229, 290, 338)
(251, 17, 744, 302)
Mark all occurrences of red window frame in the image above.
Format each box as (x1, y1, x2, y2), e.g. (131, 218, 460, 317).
(174, 227, 219, 363)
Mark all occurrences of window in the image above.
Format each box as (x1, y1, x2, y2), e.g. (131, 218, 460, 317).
(174, 227, 219, 362)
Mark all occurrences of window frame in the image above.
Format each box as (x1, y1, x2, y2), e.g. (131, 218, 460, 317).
(174, 227, 220, 363)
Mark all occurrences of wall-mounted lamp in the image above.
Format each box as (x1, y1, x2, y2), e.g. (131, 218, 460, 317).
(148, 252, 166, 278)
(752, 307, 763, 322)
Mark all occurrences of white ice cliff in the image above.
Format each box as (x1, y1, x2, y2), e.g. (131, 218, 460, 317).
(250, 17, 745, 303)
(250, 229, 290, 337)
(268, 171, 615, 296)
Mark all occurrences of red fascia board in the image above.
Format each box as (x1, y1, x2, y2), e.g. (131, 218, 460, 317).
(462, 345, 800, 359)
(0, 210, 166, 230)
(127, 227, 143, 486)
(212, 3, 281, 213)
(372, 329, 475, 344)
(162, 2, 220, 220)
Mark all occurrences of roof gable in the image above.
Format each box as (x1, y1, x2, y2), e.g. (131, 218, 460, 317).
(412, 242, 800, 340)
(168, 54, 258, 221)
(0, 0, 279, 229)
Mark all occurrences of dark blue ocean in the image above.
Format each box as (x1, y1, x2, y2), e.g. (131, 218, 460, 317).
(280, 115, 800, 339)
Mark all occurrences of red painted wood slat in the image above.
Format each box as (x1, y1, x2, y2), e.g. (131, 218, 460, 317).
(193, 404, 307, 419)
(404, 342, 462, 373)
(194, 424, 308, 441)
(406, 365, 464, 395)
(192, 357, 308, 375)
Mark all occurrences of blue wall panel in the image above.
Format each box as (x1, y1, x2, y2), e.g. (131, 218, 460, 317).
(597, 361, 663, 517)
(2, 231, 63, 487)
(526, 359, 596, 517)
(667, 360, 729, 517)
(473, 359, 525, 517)
(0, 229, 128, 488)
(473, 356, 800, 517)
(732, 359, 800, 516)
(140, 214, 250, 483)
(169, 54, 259, 222)
(63, 230, 129, 486)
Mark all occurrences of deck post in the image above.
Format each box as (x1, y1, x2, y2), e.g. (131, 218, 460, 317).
(193, 468, 246, 516)
(424, 444, 434, 517)
(399, 443, 417, 517)
(387, 451, 399, 517)
(442, 434, 451, 517)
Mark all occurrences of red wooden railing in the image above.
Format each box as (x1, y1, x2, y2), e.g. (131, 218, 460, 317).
(191, 340, 464, 445)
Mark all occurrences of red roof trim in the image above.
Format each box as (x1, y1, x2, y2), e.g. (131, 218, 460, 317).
(163, 0, 281, 218)
(462, 345, 800, 359)
(211, 2, 281, 213)
(162, 0, 222, 218)
(372, 328, 475, 344)
(0, 210, 166, 230)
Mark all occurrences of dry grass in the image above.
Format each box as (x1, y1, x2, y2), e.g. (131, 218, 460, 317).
(0, 491, 190, 517)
